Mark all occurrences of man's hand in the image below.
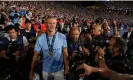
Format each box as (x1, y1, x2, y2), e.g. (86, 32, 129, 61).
(76, 63, 93, 77)
(72, 50, 77, 57)
(82, 47, 90, 55)
(77, 63, 109, 78)
(64, 68, 69, 76)
(97, 47, 106, 57)
(85, 33, 92, 41)
(63, 48, 69, 77)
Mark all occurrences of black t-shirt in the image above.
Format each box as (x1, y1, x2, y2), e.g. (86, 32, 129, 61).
(20, 29, 36, 42)
(105, 54, 133, 74)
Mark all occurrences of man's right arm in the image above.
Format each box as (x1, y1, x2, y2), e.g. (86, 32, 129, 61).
(96, 48, 108, 68)
(92, 66, 133, 80)
(29, 37, 41, 80)
(96, 48, 133, 80)
(77, 63, 133, 80)
(29, 51, 39, 80)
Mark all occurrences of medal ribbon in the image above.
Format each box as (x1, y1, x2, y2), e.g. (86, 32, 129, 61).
(46, 32, 56, 56)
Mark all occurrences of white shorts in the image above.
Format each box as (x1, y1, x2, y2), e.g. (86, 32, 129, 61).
(42, 70, 65, 80)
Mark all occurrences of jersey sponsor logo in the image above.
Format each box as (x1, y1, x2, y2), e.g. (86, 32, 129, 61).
(44, 48, 60, 52)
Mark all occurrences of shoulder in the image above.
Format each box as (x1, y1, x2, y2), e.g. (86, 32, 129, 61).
(36, 33, 46, 41)
(22, 36, 27, 40)
(6, 35, 10, 41)
(56, 32, 66, 39)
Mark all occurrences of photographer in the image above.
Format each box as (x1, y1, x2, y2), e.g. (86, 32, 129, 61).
(76, 37, 133, 80)
(3, 25, 29, 80)
(67, 26, 92, 80)
(66, 26, 84, 80)
(67, 27, 82, 57)
(96, 37, 133, 75)
(82, 24, 105, 66)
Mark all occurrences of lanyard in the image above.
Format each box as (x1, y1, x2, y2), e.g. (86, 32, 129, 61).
(46, 32, 56, 55)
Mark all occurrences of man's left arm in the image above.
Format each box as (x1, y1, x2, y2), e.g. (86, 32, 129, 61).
(63, 47, 69, 75)
(62, 35, 69, 76)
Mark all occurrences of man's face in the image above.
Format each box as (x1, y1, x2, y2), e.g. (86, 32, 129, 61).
(26, 22, 31, 30)
(103, 24, 110, 36)
(8, 29, 17, 39)
(46, 18, 57, 32)
(91, 26, 101, 36)
(70, 29, 80, 42)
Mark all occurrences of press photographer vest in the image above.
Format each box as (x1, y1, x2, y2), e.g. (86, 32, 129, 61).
(7, 35, 24, 54)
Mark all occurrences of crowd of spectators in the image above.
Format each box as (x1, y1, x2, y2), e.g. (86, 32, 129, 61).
(0, 1, 133, 80)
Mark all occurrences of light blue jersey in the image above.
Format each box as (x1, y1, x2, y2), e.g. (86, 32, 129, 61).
(34, 32, 67, 72)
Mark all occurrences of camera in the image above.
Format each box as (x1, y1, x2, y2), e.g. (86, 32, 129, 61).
(7, 40, 24, 56)
(91, 39, 106, 49)
(7, 41, 19, 53)
(69, 51, 85, 75)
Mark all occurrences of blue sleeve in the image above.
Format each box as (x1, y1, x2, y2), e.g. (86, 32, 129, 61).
(34, 38, 41, 53)
(62, 35, 67, 48)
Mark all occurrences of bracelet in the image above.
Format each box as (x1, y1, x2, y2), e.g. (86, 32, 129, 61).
(98, 56, 104, 59)
(98, 68, 102, 73)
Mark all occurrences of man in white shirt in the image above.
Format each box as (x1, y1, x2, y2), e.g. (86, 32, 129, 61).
(122, 26, 133, 42)
(122, 26, 133, 58)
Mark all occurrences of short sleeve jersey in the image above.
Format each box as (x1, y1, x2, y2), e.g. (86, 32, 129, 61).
(34, 32, 67, 72)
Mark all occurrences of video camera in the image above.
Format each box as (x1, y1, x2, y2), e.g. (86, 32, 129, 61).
(69, 51, 85, 75)
(91, 39, 106, 49)
(8, 41, 19, 53)
(7, 40, 24, 57)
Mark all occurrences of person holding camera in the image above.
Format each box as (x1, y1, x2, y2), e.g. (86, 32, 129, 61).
(3, 25, 29, 80)
(67, 26, 82, 58)
(77, 39, 133, 80)
(76, 37, 133, 80)
(82, 24, 105, 66)
(66, 26, 84, 80)
(97, 36, 133, 74)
